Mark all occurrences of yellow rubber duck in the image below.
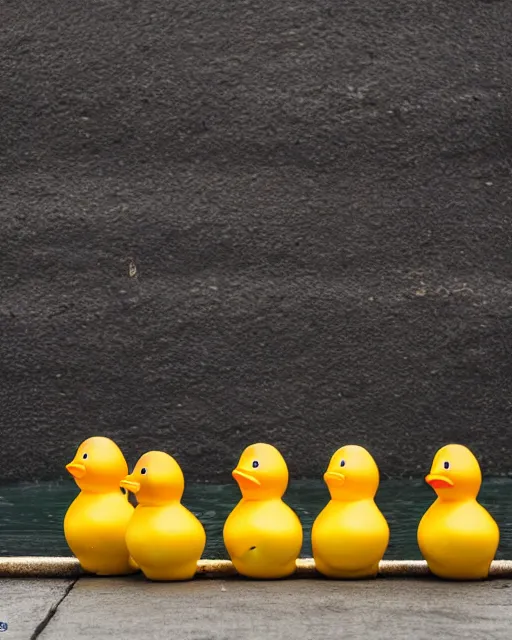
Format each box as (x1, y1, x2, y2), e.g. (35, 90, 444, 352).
(64, 436, 136, 575)
(417, 443, 499, 580)
(223, 443, 303, 579)
(121, 451, 206, 581)
(311, 445, 389, 579)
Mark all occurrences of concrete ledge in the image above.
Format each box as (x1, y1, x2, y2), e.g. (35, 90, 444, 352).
(1, 557, 512, 578)
(0, 557, 82, 578)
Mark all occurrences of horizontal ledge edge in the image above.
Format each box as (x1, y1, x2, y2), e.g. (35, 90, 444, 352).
(0, 558, 511, 578)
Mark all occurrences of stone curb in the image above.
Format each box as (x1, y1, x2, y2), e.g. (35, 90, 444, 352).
(0, 558, 512, 578)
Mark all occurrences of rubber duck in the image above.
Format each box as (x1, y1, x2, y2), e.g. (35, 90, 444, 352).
(64, 436, 136, 575)
(223, 443, 303, 579)
(311, 445, 389, 579)
(121, 451, 206, 581)
(417, 443, 499, 580)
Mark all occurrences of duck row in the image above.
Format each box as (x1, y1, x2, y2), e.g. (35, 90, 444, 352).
(64, 437, 498, 581)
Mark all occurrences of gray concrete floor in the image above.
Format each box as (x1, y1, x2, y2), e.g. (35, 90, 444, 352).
(0, 579, 73, 640)
(2, 576, 512, 640)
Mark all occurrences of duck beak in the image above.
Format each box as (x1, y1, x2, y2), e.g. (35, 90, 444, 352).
(425, 474, 454, 489)
(324, 471, 345, 485)
(66, 462, 86, 478)
(120, 475, 141, 494)
(232, 469, 261, 487)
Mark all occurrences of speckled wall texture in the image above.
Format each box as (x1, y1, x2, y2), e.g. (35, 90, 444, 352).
(1, 0, 511, 482)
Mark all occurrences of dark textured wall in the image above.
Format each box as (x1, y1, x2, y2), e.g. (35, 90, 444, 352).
(1, 0, 511, 483)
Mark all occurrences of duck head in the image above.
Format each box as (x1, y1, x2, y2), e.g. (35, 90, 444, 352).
(323, 445, 380, 501)
(66, 436, 129, 493)
(232, 443, 289, 500)
(425, 444, 481, 501)
(120, 451, 185, 506)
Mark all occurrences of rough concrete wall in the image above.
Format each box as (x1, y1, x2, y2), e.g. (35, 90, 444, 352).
(1, 0, 511, 483)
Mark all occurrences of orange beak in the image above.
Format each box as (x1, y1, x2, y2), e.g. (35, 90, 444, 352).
(324, 471, 345, 485)
(66, 462, 86, 478)
(120, 475, 141, 493)
(232, 469, 261, 488)
(425, 474, 454, 489)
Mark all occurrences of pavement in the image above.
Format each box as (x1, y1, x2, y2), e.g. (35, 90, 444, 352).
(3, 575, 512, 640)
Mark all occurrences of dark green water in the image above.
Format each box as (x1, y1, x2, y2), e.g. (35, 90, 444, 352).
(1, 478, 512, 559)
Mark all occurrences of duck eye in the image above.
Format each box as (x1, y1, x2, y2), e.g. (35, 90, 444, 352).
(340, 459, 346, 467)
(252, 460, 259, 469)
(443, 461, 450, 470)
(141, 467, 147, 475)
(82, 453, 88, 460)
